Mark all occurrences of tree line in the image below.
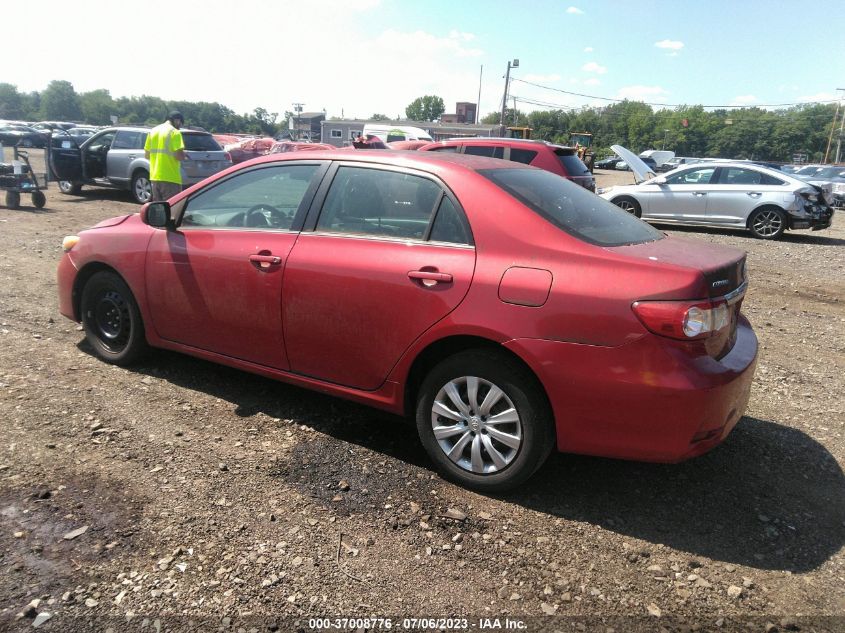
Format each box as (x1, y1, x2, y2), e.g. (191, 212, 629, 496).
(482, 100, 840, 163)
(1, 80, 838, 163)
(0, 80, 289, 137)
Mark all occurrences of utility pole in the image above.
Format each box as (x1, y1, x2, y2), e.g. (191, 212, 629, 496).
(499, 59, 519, 131)
(835, 88, 845, 164)
(476, 65, 483, 124)
(662, 129, 669, 150)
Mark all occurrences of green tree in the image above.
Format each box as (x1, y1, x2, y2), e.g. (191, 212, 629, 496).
(0, 83, 23, 119)
(370, 113, 390, 121)
(79, 89, 115, 125)
(405, 95, 445, 122)
(40, 80, 82, 121)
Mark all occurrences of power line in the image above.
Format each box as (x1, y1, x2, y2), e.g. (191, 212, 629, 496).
(512, 78, 841, 109)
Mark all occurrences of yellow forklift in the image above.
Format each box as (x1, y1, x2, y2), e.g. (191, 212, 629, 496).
(569, 132, 595, 171)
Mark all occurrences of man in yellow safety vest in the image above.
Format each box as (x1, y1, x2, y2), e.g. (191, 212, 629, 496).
(144, 111, 186, 201)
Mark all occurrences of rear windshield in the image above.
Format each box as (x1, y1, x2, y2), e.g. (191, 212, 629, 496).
(183, 133, 222, 151)
(479, 168, 663, 247)
(555, 150, 591, 176)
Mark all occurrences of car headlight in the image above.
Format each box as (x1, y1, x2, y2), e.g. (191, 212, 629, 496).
(62, 235, 80, 252)
(596, 186, 613, 195)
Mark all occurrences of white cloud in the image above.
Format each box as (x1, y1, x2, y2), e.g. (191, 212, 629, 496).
(655, 39, 684, 50)
(566, 6, 584, 14)
(449, 29, 476, 42)
(731, 95, 758, 106)
(583, 46, 593, 53)
(524, 73, 561, 83)
(583, 78, 601, 86)
(582, 62, 607, 74)
(615, 85, 670, 103)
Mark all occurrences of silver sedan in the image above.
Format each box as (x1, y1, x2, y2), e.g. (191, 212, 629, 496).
(599, 162, 833, 239)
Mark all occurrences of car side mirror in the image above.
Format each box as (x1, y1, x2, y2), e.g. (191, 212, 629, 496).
(143, 201, 173, 229)
(654, 176, 667, 185)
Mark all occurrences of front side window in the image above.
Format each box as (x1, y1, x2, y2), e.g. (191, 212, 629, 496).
(480, 168, 662, 247)
(665, 167, 716, 185)
(181, 164, 319, 230)
(316, 167, 443, 240)
(112, 130, 146, 150)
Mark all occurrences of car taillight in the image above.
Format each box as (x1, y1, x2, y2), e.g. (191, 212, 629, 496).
(632, 298, 731, 340)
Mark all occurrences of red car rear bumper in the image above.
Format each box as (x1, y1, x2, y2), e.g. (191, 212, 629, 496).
(505, 318, 758, 462)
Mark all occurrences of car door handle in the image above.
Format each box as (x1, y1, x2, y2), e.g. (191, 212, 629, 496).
(692, 192, 707, 196)
(408, 270, 453, 283)
(249, 254, 282, 265)
(747, 192, 762, 197)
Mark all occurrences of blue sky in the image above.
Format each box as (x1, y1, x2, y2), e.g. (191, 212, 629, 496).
(4, 0, 843, 121)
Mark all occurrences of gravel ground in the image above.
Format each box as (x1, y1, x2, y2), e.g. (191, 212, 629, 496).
(0, 157, 843, 633)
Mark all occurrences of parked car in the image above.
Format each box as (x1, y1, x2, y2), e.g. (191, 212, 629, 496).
(598, 146, 834, 239)
(57, 150, 758, 490)
(419, 137, 595, 191)
(594, 156, 622, 169)
(798, 165, 845, 207)
(270, 141, 334, 153)
(387, 140, 431, 150)
(50, 126, 233, 203)
(224, 137, 276, 164)
(0, 124, 47, 148)
(52, 127, 97, 146)
(616, 156, 657, 172)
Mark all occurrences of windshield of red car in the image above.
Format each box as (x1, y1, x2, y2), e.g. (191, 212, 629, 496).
(479, 168, 663, 247)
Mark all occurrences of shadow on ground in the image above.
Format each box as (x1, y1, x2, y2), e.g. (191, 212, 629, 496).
(81, 344, 845, 574)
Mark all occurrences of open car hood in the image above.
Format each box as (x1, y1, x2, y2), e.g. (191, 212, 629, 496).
(611, 144, 657, 183)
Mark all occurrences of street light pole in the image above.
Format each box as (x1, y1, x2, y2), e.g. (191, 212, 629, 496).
(835, 88, 845, 164)
(500, 59, 519, 131)
(662, 129, 669, 150)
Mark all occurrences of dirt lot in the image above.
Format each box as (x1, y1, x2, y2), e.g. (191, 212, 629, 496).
(0, 156, 844, 632)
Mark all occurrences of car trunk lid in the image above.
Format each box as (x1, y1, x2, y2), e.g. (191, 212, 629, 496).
(610, 236, 748, 359)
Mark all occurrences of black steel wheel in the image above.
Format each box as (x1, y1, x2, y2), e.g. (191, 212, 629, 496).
(5, 191, 20, 210)
(748, 207, 786, 240)
(416, 349, 554, 492)
(31, 190, 46, 209)
(80, 271, 147, 365)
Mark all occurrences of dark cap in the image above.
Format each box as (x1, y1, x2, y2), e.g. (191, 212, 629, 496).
(167, 110, 184, 123)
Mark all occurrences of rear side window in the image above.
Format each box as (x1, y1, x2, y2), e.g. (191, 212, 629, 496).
(317, 167, 443, 240)
(508, 148, 538, 164)
(556, 151, 591, 176)
(464, 145, 505, 159)
(479, 168, 662, 247)
(430, 196, 471, 245)
(183, 133, 223, 151)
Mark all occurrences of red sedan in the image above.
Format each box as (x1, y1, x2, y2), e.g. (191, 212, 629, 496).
(58, 151, 757, 491)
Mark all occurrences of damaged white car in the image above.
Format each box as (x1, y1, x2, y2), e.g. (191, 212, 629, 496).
(598, 145, 834, 240)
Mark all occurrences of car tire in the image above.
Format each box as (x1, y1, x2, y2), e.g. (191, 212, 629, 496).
(415, 349, 555, 492)
(748, 207, 786, 240)
(80, 271, 148, 366)
(5, 191, 20, 210)
(31, 191, 46, 209)
(131, 170, 152, 204)
(612, 195, 641, 217)
(58, 180, 82, 195)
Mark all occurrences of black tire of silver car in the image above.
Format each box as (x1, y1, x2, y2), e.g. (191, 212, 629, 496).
(5, 191, 20, 210)
(415, 349, 555, 492)
(58, 180, 82, 195)
(81, 271, 148, 366)
(612, 195, 641, 218)
(131, 170, 152, 204)
(748, 207, 786, 240)
(31, 191, 46, 209)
